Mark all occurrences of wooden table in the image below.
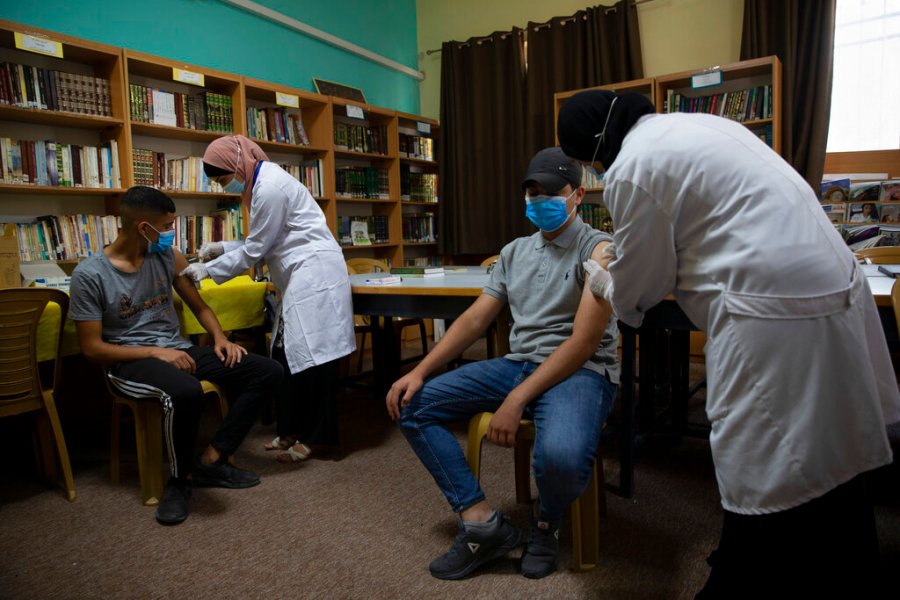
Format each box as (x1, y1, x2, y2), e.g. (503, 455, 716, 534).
(349, 267, 509, 391)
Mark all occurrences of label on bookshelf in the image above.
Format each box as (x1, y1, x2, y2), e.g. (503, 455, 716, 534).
(346, 105, 364, 119)
(173, 68, 205, 87)
(14, 32, 63, 58)
(691, 70, 722, 89)
(416, 121, 431, 134)
(275, 92, 300, 108)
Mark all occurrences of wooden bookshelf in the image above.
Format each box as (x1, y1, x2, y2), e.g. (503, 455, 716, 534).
(655, 56, 782, 155)
(397, 111, 440, 266)
(0, 19, 444, 269)
(331, 97, 402, 266)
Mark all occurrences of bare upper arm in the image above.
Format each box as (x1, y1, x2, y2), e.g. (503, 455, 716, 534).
(74, 319, 104, 355)
(572, 242, 613, 344)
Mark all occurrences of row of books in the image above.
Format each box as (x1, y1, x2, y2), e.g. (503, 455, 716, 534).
(173, 206, 243, 254)
(0, 61, 112, 116)
(820, 201, 900, 225)
(132, 149, 224, 193)
(338, 215, 390, 246)
(401, 169, 438, 203)
(402, 213, 436, 243)
(841, 224, 900, 251)
(577, 203, 613, 234)
(390, 265, 443, 276)
(664, 84, 774, 123)
(128, 84, 234, 132)
(279, 159, 324, 197)
(334, 122, 388, 155)
(399, 134, 434, 161)
(820, 179, 900, 203)
(6, 214, 120, 261)
(336, 166, 389, 199)
(1, 137, 121, 189)
(246, 106, 309, 145)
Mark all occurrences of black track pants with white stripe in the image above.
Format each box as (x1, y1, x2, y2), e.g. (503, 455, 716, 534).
(108, 345, 283, 479)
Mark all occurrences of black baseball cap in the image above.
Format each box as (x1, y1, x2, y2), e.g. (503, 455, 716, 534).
(521, 147, 583, 193)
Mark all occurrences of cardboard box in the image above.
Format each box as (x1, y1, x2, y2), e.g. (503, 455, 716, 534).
(0, 224, 21, 288)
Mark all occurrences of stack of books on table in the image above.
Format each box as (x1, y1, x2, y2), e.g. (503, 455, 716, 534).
(390, 266, 445, 278)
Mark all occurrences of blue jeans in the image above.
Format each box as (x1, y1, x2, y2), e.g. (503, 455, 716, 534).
(399, 358, 616, 520)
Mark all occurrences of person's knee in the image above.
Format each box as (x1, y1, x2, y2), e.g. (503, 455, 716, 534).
(534, 442, 592, 497)
(167, 378, 205, 404)
(260, 356, 284, 385)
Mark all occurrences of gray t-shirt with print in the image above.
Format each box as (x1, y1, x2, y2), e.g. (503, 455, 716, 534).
(69, 249, 191, 350)
(483, 217, 620, 384)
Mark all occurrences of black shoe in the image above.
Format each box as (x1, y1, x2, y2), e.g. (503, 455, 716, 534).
(192, 458, 260, 489)
(429, 512, 523, 580)
(521, 515, 561, 579)
(156, 477, 192, 525)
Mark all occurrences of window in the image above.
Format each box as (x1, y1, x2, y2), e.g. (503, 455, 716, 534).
(827, 0, 900, 152)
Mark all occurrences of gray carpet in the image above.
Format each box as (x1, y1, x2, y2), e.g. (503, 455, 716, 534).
(1, 346, 897, 599)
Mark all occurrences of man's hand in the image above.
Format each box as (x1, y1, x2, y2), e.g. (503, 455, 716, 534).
(215, 338, 248, 367)
(152, 347, 197, 373)
(583, 259, 613, 301)
(198, 241, 225, 262)
(179, 263, 209, 285)
(386, 372, 425, 421)
(486, 400, 525, 448)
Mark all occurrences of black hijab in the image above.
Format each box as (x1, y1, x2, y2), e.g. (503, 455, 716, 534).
(557, 90, 655, 169)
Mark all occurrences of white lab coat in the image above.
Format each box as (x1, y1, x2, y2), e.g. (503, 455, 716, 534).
(604, 113, 899, 515)
(206, 161, 356, 374)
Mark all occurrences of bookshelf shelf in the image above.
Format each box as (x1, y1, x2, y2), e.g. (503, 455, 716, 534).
(161, 190, 238, 199)
(0, 184, 126, 195)
(340, 243, 399, 250)
(337, 197, 396, 204)
(400, 157, 438, 166)
(129, 121, 229, 142)
(403, 242, 438, 247)
(334, 149, 391, 161)
(254, 140, 328, 154)
(0, 105, 125, 129)
(402, 201, 440, 207)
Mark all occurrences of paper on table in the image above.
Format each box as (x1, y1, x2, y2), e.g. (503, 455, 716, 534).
(20, 262, 69, 287)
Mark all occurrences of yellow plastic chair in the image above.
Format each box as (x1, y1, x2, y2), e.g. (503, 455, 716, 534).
(346, 258, 428, 362)
(109, 377, 230, 506)
(108, 294, 235, 505)
(0, 288, 76, 501)
(466, 412, 606, 571)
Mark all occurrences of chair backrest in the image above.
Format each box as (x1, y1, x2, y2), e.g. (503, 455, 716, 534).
(856, 246, 900, 264)
(346, 258, 390, 274)
(480, 255, 500, 269)
(0, 288, 68, 408)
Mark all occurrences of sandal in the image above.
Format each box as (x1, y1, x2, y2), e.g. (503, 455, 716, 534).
(276, 442, 312, 463)
(265, 436, 295, 451)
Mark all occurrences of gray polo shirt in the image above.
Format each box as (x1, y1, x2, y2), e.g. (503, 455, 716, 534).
(483, 217, 620, 384)
(69, 249, 191, 350)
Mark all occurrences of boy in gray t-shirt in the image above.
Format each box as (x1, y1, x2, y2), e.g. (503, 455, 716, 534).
(70, 186, 282, 526)
(385, 148, 619, 580)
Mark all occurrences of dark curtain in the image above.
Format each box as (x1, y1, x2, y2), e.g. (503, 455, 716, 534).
(438, 29, 529, 255)
(741, 0, 836, 191)
(525, 0, 644, 153)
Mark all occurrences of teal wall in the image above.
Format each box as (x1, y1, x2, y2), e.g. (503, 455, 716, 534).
(1, 0, 420, 113)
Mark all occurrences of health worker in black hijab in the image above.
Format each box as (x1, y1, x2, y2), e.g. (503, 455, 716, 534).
(558, 89, 897, 599)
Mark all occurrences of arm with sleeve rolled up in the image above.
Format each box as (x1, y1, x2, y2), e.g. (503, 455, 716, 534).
(486, 242, 614, 447)
(202, 186, 286, 283)
(385, 293, 506, 421)
(600, 180, 678, 328)
(172, 249, 247, 367)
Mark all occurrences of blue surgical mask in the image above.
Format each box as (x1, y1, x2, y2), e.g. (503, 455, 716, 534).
(223, 177, 245, 195)
(525, 190, 577, 232)
(143, 224, 176, 254)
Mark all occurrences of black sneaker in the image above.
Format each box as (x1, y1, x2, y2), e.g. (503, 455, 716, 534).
(192, 458, 260, 489)
(156, 477, 192, 525)
(429, 512, 523, 580)
(521, 516, 561, 579)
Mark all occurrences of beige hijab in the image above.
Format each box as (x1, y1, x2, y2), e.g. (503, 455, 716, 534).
(202, 135, 269, 202)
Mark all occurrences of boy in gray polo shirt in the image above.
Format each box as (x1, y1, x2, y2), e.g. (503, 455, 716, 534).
(386, 147, 618, 580)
